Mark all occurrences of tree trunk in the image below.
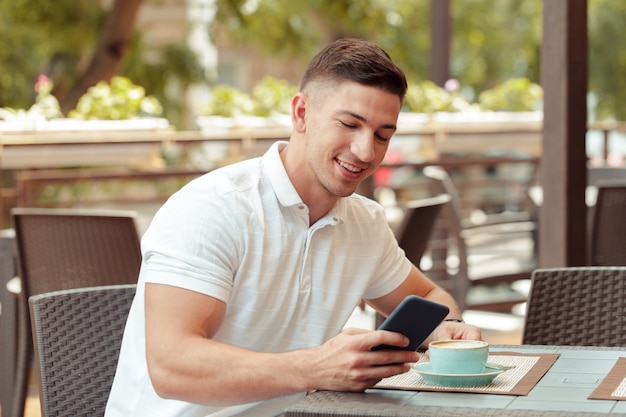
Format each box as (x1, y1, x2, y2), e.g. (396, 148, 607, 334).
(60, 0, 144, 115)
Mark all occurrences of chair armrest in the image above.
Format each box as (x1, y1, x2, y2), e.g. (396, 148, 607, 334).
(461, 211, 533, 229)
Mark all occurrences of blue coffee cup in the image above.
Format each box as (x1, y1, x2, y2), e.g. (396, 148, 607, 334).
(428, 340, 489, 374)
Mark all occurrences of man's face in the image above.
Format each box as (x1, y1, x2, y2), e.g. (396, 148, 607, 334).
(302, 81, 402, 198)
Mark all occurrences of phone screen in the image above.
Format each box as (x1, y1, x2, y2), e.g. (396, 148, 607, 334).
(372, 295, 450, 351)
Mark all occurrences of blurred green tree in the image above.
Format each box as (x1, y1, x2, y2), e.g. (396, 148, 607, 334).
(60, 0, 145, 114)
(0, 1, 105, 110)
(588, 0, 626, 121)
(214, 0, 431, 84)
(450, 0, 542, 101)
(214, 0, 542, 101)
(0, 0, 205, 127)
(3, 0, 626, 122)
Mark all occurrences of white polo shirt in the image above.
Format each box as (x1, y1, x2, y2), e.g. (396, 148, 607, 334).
(106, 142, 412, 417)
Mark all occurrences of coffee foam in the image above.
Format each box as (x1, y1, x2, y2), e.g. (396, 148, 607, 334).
(431, 340, 488, 349)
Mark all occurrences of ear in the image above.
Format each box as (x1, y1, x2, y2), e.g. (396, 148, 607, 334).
(291, 92, 307, 133)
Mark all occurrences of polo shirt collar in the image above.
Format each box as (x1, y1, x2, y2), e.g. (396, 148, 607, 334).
(263, 141, 346, 225)
(263, 141, 304, 208)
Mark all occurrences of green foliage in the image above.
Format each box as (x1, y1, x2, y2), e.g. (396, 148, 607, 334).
(450, 0, 542, 97)
(199, 85, 254, 117)
(405, 80, 471, 113)
(0, 75, 62, 122)
(215, 0, 431, 82)
(0, 0, 103, 108)
(68, 76, 163, 120)
(199, 77, 297, 117)
(121, 38, 207, 127)
(214, 0, 541, 102)
(201, 76, 540, 117)
(32, 75, 63, 119)
(588, 0, 626, 120)
(478, 78, 543, 112)
(251, 76, 297, 117)
(4, 0, 626, 124)
(0, 2, 204, 128)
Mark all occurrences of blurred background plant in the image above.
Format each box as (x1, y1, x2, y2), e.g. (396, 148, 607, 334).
(198, 76, 296, 118)
(0, 75, 62, 122)
(404, 80, 472, 113)
(478, 78, 543, 112)
(0, 0, 204, 129)
(68, 76, 163, 120)
(251, 76, 297, 117)
(199, 85, 254, 118)
(199, 76, 542, 119)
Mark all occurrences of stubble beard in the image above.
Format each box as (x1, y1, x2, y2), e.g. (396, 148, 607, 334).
(303, 128, 362, 199)
(310, 156, 362, 198)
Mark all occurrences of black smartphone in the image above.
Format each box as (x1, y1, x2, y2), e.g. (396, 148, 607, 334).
(372, 295, 450, 351)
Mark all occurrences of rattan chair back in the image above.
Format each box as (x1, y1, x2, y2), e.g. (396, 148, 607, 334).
(12, 207, 142, 295)
(590, 180, 626, 266)
(9, 207, 142, 417)
(29, 284, 136, 417)
(371, 194, 450, 327)
(423, 166, 536, 312)
(395, 194, 451, 268)
(523, 267, 626, 346)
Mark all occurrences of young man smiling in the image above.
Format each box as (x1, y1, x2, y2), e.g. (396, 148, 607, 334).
(106, 38, 481, 417)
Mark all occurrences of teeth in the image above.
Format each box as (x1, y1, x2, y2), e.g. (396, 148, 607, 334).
(338, 160, 362, 173)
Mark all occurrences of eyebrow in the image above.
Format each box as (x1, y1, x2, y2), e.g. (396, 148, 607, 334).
(337, 110, 397, 130)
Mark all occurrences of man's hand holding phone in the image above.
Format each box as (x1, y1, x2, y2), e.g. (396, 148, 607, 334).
(372, 295, 450, 351)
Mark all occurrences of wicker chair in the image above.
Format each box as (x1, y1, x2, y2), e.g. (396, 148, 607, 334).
(29, 284, 136, 417)
(589, 180, 626, 266)
(394, 194, 451, 268)
(9, 208, 142, 417)
(523, 267, 626, 346)
(587, 166, 626, 186)
(372, 194, 451, 326)
(422, 166, 537, 312)
(0, 229, 17, 416)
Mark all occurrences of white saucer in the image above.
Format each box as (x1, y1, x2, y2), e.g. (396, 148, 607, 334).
(412, 362, 505, 387)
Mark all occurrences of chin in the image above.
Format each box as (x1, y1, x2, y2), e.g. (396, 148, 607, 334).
(333, 185, 359, 198)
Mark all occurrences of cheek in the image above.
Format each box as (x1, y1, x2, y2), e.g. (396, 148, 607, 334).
(374, 144, 391, 164)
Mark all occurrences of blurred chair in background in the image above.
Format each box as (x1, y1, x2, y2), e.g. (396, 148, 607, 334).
(0, 229, 17, 417)
(523, 267, 626, 346)
(9, 208, 142, 417)
(372, 194, 451, 326)
(589, 180, 626, 266)
(422, 166, 537, 312)
(588, 165, 626, 185)
(394, 194, 451, 269)
(586, 165, 626, 206)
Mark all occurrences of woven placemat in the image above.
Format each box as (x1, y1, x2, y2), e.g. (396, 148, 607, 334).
(374, 352, 559, 396)
(589, 357, 626, 400)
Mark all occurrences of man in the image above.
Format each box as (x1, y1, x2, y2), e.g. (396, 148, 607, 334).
(106, 38, 481, 417)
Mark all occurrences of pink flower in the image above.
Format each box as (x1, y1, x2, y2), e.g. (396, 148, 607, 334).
(444, 78, 460, 92)
(34, 74, 51, 93)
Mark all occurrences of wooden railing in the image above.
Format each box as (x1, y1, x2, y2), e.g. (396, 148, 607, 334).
(2, 118, 625, 228)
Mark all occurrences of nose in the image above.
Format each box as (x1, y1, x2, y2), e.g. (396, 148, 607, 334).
(350, 132, 376, 163)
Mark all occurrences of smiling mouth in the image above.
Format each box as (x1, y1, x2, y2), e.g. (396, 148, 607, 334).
(336, 158, 365, 174)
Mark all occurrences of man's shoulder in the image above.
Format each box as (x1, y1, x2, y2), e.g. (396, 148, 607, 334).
(342, 193, 387, 222)
(195, 157, 264, 192)
(347, 193, 385, 211)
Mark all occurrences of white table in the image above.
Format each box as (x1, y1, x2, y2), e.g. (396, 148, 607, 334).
(282, 345, 626, 416)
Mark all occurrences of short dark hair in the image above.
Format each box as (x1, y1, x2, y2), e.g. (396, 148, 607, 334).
(299, 38, 407, 101)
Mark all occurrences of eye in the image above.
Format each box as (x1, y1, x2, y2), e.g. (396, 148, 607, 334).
(339, 120, 356, 129)
(375, 133, 391, 143)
